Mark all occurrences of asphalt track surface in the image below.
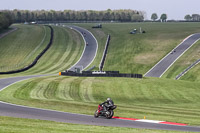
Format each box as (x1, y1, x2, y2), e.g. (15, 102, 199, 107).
(67, 26, 98, 71)
(0, 27, 200, 132)
(145, 33, 200, 77)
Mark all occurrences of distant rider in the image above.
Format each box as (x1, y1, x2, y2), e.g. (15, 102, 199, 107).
(100, 98, 114, 112)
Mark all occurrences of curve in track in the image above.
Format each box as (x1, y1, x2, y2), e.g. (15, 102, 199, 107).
(67, 26, 98, 72)
(0, 26, 200, 132)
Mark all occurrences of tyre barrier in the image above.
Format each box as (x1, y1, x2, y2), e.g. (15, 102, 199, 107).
(0, 25, 54, 74)
(99, 35, 110, 71)
(60, 71, 142, 78)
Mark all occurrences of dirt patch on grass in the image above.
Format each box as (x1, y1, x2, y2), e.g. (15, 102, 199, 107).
(91, 29, 106, 39)
(134, 53, 161, 65)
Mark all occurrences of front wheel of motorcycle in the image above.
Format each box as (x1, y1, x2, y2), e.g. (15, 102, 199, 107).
(94, 110, 99, 118)
(105, 110, 114, 119)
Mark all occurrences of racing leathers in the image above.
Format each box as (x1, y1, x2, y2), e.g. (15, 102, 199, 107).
(100, 99, 114, 112)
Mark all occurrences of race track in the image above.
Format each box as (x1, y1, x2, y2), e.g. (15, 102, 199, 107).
(67, 26, 98, 71)
(0, 26, 200, 132)
(145, 33, 200, 77)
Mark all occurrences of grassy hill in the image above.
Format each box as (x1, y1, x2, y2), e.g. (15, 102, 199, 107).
(162, 40, 200, 82)
(0, 24, 84, 77)
(23, 25, 84, 75)
(1, 76, 200, 126)
(0, 24, 49, 72)
(0, 23, 200, 132)
(1, 23, 199, 79)
(74, 23, 200, 80)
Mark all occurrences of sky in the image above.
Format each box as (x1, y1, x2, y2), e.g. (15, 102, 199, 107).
(1, 0, 200, 20)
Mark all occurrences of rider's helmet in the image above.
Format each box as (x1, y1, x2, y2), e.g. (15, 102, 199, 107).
(107, 98, 111, 101)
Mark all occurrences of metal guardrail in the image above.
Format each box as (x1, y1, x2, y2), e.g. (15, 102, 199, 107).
(175, 59, 200, 80)
(99, 35, 110, 71)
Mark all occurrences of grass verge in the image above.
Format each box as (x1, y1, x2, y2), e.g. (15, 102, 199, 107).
(73, 23, 200, 78)
(0, 24, 48, 72)
(0, 25, 84, 78)
(0, 76, 200, 126)
(0, 116, 191, 133)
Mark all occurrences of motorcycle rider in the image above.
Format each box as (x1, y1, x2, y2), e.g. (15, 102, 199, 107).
(100, 98, 114, 112)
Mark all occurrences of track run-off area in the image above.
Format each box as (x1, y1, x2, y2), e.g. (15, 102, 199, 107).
(0, 24, 200, 132)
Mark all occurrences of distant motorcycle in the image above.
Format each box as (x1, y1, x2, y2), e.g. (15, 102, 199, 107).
(94, 104, 117, 119)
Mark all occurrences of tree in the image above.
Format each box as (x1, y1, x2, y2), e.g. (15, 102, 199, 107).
(0, 12, 13, 30)
(160, 13, 167, 22)
(184, 14, 192, 21)
(1, 9, 144, 23)
(151, 13, 158, 21)
(16, 11, 21, 22)
(192, 14, 200, 21)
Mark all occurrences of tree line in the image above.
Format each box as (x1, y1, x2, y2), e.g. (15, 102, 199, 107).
(151, 13, 200, 22)
(0, 12, 13, 30)
(151, 13, 167, 22)
(1, 9, 144, 23)
(184, 14, 200, 21)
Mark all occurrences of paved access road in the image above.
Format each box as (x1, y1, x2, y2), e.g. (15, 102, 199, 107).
(0, 27, 200, 132)
(67, 26, 98, 71)
(145, 33, 200, 77)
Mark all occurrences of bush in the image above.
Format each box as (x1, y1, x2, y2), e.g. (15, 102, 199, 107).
(0, 12, 13, 30)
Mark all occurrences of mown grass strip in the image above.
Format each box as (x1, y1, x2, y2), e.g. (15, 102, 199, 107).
(0, 24, 47, 72)
(0, 116, 187, 133)
(74, 23, 200, 78)
(24, 26, 84, 75)
(0, 76, 200, 125)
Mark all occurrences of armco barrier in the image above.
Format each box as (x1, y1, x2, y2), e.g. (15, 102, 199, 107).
(99, 35, 110, 71)
(0, 25, 54, 74)
(60, 71, 142, 78)
(175, 59, 200, 80)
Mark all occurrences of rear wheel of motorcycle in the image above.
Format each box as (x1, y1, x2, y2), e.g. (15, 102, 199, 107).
(106, 110, 114, 119)
(94, 110, 99, 118)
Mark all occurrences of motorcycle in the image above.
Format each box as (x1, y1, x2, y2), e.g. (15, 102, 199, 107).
(94, 104, 117, 119)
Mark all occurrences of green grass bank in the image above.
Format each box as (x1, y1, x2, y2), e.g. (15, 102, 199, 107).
(0, 76, 200, 126)
(0, 116, 188, 133)
(73, 23, 200, 81)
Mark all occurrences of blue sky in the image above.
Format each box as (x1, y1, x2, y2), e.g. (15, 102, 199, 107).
(1, 0, 200, 20)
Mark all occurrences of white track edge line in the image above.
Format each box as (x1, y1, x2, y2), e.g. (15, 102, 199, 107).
(0, 75, 54, 92)
(67, 26, 87, 71)
(159, 37, 200, 78)
(0, 101, 92, 117)
(0, 75, 92, 117)
(144, 34, 194, 77)
(67, 26, 98, 71)
(136, 119, 164, 123)
(73, 26, 98, 71)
